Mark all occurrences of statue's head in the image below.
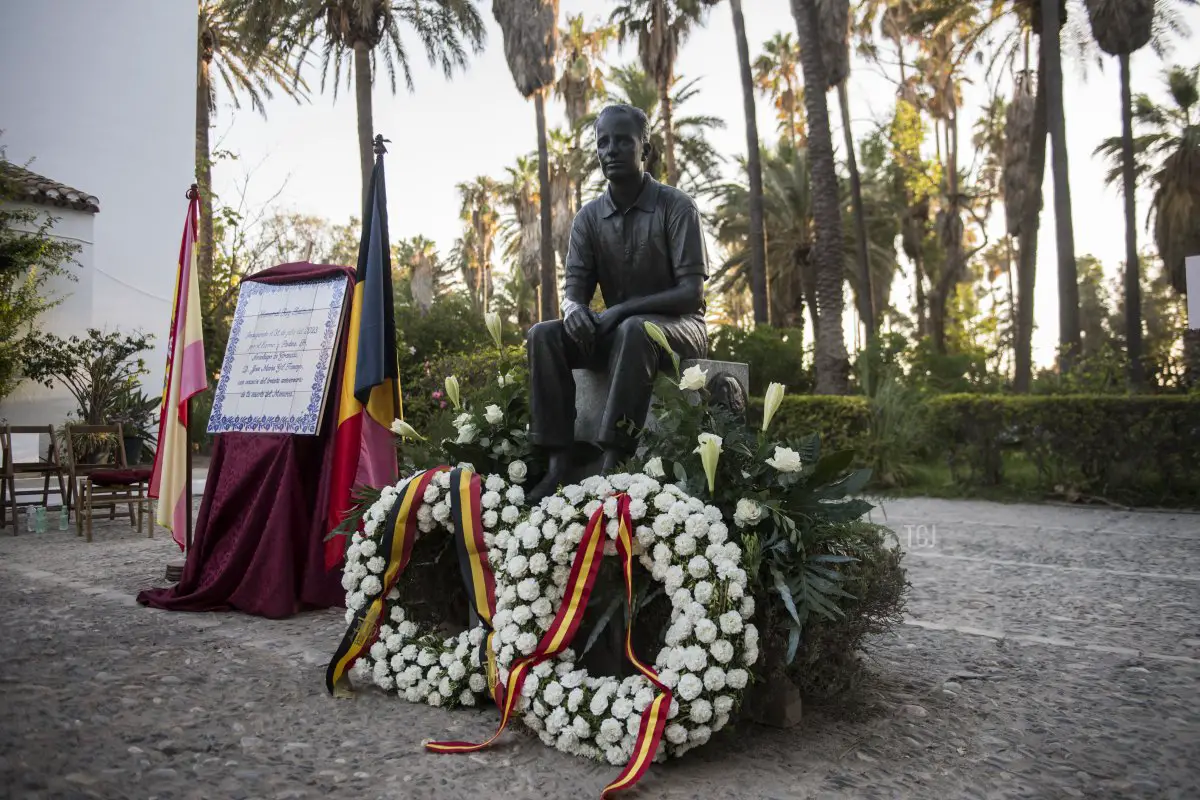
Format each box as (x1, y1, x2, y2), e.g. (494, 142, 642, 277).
(595, 104, 651, 182)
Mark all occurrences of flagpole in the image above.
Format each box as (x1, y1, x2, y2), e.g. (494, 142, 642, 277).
(185, 395, 193, 551)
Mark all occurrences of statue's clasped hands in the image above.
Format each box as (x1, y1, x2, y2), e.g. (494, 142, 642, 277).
(564, 304, 625, 357)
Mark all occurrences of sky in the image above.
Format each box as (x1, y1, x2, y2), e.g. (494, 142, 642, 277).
(211, 1, 1200, 367)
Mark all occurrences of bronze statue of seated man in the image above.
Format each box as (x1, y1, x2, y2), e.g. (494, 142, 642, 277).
(526, 103, 708, 501)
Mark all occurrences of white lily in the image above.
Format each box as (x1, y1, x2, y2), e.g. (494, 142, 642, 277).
(762, 382, 786, 432)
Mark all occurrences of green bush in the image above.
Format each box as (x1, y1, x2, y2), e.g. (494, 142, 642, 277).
(709, 324, 811, 395)
(755, 393, 1199, 507)
(927, 394, 1200, 506)
(749, 395, 872, 456)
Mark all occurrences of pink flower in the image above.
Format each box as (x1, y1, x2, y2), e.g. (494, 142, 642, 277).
(439, 401, 447, 409)
(432, 390, 444, 399)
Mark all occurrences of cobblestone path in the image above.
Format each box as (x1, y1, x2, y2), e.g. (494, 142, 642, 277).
(1, 498, 1197, 799)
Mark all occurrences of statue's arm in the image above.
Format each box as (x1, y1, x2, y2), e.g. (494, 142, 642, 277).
(561, 213, 598, 320)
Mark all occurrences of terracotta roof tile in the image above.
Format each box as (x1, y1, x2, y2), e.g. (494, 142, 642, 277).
(0, 162, 99, 213)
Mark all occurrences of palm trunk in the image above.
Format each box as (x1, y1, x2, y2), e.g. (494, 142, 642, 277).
(1119, 53, 1143, 389)
(839, 81, 874, 340)
(659, 70, 678, 186)
(535, 91, 558, 321)
(731, 0, 768, 326)
(1041, 0, 1080, 372)
(1014, 48, 1049, 393)
(354, 40, 374, 207)
(195, 56, 214, 305)
(914, 253, 926, 338)
(792, 0, 849, 394)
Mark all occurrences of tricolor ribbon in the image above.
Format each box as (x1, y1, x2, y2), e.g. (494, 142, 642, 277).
(448, 468, 502, 704)
(427, 494, 674, 798)
(325, 468, 446, 697)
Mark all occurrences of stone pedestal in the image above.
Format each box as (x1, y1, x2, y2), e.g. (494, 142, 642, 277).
(572, 358, 750, 444)
(744, 672, 804, 728)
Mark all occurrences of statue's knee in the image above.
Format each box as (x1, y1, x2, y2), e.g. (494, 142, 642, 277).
(527, 320, 561, 347)
(616, 316, 648, 341)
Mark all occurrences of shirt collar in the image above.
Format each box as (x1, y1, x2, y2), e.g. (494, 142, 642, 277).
(600, 173, 661, 218)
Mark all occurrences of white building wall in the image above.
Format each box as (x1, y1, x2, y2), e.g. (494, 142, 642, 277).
(0, 0, 196, 433)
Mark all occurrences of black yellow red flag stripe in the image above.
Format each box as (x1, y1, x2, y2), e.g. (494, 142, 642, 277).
(325, 468, 444, 696)
(449, 468, 501, 702)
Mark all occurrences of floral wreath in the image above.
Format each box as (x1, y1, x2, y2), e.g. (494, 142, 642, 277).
(331, 466, 759, 785)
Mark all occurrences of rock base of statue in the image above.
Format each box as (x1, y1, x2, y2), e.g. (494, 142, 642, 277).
(572, 359, 750, 445)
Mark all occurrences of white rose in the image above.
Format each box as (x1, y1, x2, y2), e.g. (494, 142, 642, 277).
(678, 364, 708, 391)
(507, 460, 528, 484)
(484, 404, 504, 425)
(765, 446, 803, 473)
(456, 423, 479, 444)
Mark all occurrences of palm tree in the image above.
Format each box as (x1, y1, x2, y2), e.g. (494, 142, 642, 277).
(294, 0, 486, 202)
(789, 0, 849, 394)
(753, 33, 806, 150)
(729, 0, 767, 326)
(555, 15, 618, 210)
(597, 64, 725, 196)
(195, 0, 307, 308)
(610, 0, 719, 186)
(1083, 0, 1196, 387)
(1039, 0, 1081, 372)
(712, 141, 896, 340)
(454, 176, 502, 313)
(1098, 65, 1200, 382)
(491, 0, 560, 321)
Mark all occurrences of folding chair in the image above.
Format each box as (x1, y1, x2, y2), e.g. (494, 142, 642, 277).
(64, 424, 153, 542)
(1, 424, 69, 533)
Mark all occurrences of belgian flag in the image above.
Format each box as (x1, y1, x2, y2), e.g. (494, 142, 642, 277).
(325, 138, 402, 569)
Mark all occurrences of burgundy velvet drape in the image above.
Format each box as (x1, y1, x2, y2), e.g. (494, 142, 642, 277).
(138, 262, 353, 618)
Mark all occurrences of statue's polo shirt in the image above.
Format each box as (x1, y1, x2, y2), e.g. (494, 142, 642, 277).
(564, 173, 709, 315)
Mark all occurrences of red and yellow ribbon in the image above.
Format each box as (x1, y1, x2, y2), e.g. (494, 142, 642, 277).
(427, 494, 674, 798)
(325, 468, 445, 697)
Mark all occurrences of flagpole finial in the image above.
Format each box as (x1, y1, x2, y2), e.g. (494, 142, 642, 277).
(373, 135, 390, 156)
(186, 183, 200, 200)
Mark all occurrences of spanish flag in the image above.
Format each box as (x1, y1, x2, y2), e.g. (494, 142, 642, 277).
(149, 187, 207, 549)
(325, 141, 402, 568)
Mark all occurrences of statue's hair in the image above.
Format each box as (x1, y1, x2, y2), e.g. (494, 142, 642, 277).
(594, 104, 651, 148)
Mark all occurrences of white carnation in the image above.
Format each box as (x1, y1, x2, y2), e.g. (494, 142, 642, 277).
(719, 611, 743, 635)
(501, 505, 521, 523)
(677, 673, 703, 701)
(506, 485, 526, 505)
(687, 556, 710, 579)
(517, 578, 540, 602)
(726, 669, 749, 689)
(665, 723, 688, 744)
(703, 666, 727, 692)
(611, 697, 633, 719)
(481, 490, 501, 509)
(689, 699, 713, 724)
(710, 639, 734, 664)
(516, 632, 538, 653)
(694, 618, 718, 644)
(544, 682, 564, 706)
(366, 556, 386, 574)
(469, 673, 487, 693)
(359, 540, 378, 558)
(683, 645, 708, 672)
(528, 553, 549, 574)
(507, 554, 529, 578)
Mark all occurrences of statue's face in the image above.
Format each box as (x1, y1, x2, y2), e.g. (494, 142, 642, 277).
(596, 111, 644, 181)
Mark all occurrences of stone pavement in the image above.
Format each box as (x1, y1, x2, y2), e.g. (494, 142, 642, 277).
(1, 497, 1198, 799)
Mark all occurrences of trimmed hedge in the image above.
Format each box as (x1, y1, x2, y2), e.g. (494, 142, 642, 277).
(756, 393, 1200, 507)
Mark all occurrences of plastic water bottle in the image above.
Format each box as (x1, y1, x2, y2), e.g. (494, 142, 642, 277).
(34, 506, 47, 533)
(58, 506, 69, 531)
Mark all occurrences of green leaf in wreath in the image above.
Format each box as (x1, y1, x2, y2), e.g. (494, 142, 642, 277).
(771, 566, 801, 626)
(786, 626, 801, 664)
(810, 449, 855, 484)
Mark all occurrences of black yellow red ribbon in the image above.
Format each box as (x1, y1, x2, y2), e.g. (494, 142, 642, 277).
(427, 494, 674, 798)
(325, 468, 445, 697)
(448, 468, 501, 703)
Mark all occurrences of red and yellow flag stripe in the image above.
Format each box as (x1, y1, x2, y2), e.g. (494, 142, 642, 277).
(602, 494, 673, 797)
(425, 502, 608, 754)
(427, 494, 674, 797)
